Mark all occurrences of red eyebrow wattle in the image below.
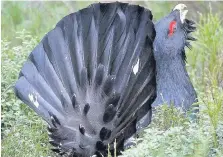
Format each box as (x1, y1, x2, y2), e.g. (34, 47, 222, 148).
(168, 21, 176, 36)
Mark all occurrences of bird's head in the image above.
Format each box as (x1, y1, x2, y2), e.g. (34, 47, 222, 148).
(154, 4, 196, 61)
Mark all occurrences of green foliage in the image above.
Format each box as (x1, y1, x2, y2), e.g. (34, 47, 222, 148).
(1, 1, 94, 45)
(1, 114, 54, 157)
(2, 31, 38, 134)
(121, 124, 210, 157)
(1, 31, 54, 156)
(121, 105, 223, 157)
(1, 1, 223, 157)
(187, 11, 223, 152)
(151, 104, 190, 130)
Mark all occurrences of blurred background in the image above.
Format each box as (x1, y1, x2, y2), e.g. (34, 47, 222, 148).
(2, 1, 223, 43)
(1, 1, 223, 157)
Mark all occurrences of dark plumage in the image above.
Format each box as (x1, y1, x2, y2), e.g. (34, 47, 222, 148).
(15, 2, 156, 156)
(14, 2, 197, 157)
(153, 8, 197, 109)
(136, 5, 198, 132)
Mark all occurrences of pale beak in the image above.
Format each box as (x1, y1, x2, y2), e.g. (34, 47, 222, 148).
(173, 4, 188, 23)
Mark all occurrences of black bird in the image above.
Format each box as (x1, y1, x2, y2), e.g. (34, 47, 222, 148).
(14, 2, 197, 157)
(136, 4, 197, 132)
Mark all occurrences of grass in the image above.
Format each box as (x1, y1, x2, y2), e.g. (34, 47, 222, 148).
(1, 1, 223, 157)
(1, 31, 54, 156)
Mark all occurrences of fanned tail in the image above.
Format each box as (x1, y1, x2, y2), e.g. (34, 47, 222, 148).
(14, 2, 156, 156)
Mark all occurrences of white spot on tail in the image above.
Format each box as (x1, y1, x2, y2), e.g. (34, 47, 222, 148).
(133, 59, 140, 75)
(28, 93, 39, 108)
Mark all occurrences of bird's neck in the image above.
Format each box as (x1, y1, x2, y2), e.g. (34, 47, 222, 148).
(154, 54, 196, 109)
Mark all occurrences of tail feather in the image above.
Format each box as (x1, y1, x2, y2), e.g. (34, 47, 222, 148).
(29, 42, 73, 112)
(44, 28, 78, 98)
(15, 77, 64, 123)
(56, 13, 84, 85)
(14, 2, 156, 156)
(119, 39, 155, 114)
(20, 61, 63, 112)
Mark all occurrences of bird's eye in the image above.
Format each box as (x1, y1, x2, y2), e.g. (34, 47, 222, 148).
(168, 20, 177, 37)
